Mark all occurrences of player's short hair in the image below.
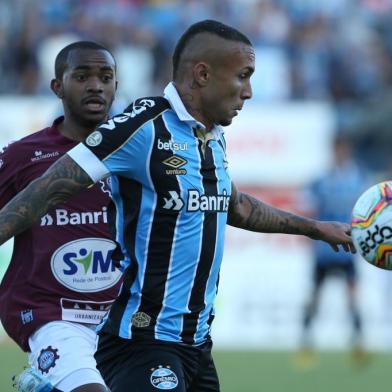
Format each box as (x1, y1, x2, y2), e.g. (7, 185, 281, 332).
(172, 19, 252, 79)
(54, 41, 116, 79)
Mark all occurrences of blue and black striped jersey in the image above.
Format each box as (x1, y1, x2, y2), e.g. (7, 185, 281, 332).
(68, 83, 232, 345)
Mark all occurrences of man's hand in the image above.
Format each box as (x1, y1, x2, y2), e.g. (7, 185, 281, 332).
(310, 221, 356, 253)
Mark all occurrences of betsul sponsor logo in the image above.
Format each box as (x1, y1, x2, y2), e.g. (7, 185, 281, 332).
(157, 139, 188, 151)
(51, 238, 121, 292)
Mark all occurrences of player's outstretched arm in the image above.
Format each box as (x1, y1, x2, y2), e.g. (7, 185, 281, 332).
(227, 182, 355, 253)
(0, 154, 93, 246)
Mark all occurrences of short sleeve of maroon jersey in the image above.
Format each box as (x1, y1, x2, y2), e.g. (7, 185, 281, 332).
(0, 141, 25, 208)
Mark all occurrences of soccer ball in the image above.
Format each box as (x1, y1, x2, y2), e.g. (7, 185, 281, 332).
(351, 181, 392, 270)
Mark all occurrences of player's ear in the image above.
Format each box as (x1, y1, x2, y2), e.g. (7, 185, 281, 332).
(50, 78, 64, 99)
(193, 62, 210, 87)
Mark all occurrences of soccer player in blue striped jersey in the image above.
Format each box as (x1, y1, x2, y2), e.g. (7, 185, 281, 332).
(0, 20, 355, 391)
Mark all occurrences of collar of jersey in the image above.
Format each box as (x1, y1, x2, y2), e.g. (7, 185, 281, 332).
(163, 82, 224, 143)
(164, 82, 205, 128)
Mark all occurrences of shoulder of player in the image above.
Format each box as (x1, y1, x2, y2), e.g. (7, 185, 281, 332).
(99, 96, 171, 134)
(0, 126, 51, 162)
(124, 96, 171, 119)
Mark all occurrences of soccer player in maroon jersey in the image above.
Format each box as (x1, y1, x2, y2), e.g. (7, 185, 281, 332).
(2, 41, 119, 392)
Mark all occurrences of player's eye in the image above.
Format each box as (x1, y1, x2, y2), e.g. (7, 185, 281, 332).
(102, 74, 113, 82)
(75, 74, 87, 81)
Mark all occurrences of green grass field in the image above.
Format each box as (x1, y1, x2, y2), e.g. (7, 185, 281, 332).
(0, 339, 389, 392)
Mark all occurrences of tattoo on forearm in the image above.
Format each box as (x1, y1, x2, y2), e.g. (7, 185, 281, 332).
(0, 156, 92, 245)
(228, 192, 316, 235)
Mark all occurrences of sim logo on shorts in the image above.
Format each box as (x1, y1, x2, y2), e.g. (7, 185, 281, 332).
(150, 366, 178, 390)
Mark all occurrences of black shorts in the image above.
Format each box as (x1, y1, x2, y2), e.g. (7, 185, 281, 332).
(314, 260, 356, 286)
(95, 333, 220, 392)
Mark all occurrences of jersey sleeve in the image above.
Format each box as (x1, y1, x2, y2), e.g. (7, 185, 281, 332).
(0, 142, 21, 208)
(67, 143, 110, 183)
(67, 97, 171, 182)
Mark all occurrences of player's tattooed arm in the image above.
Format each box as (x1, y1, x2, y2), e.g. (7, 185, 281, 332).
(227, 182, 355, 252)
(0, 155, 93, 245)
(227, 182, 313, 234)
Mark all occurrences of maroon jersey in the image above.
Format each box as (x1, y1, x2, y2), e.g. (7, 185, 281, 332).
(0, 117, 122, 351)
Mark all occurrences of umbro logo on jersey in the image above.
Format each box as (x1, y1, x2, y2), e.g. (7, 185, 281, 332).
(163, 191, 184, 211)
(40, 207, 108, 226)
(157, 139, 188, 151)
(162, 155, 187, 175)
(162, 190, 230, 212)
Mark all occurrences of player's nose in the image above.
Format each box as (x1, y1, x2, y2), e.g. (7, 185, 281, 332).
(241, 80, 252, 100)
(86, 77, 104, 93)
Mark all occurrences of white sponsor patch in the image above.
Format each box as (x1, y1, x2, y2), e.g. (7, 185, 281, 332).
(51, 238, 122, 292)
(60, 298, 113, 324)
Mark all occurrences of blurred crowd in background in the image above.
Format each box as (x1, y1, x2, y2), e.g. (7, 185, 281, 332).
(1, 0, 392, 171)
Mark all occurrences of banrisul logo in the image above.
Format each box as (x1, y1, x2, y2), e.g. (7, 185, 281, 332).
(51, 238, 122, 292)
(162, 189, 230, 212)
(187, 189, 230, 212)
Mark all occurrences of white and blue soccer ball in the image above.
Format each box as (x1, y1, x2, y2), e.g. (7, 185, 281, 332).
(351, 181, 392, 270)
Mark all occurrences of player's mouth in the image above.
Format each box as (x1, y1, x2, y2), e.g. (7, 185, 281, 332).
(232, 106, 242, 116)
(82, 96, 106, 112)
